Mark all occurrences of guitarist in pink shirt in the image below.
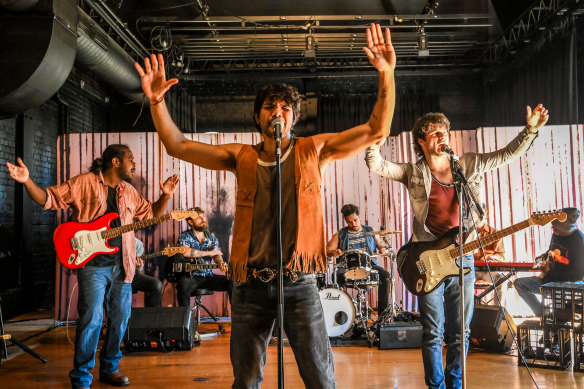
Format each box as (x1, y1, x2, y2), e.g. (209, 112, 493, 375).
(7, 144, 178, 389)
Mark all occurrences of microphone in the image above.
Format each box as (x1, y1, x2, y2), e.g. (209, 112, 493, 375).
(271, 118, 284, 142)
(440, 144, 454, 155)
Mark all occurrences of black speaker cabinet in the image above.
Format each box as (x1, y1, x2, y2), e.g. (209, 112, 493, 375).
(378, 322, 423, 350)
(470, 304, 516, 353)
(124, 306, 199, 351)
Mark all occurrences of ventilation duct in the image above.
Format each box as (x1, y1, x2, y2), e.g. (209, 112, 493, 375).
(0, 0, 78, 116)
(76, 7, 143, 103)
(0, 1, 145, 116)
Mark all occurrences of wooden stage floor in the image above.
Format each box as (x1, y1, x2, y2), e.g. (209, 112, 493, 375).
(1, 317, 584, 388)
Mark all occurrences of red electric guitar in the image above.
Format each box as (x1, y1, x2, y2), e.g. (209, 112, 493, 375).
(54, 210, 198, 269)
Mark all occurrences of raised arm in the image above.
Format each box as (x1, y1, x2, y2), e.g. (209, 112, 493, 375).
(474, 104, 549, 172)
(135, 54, 242, 171)
(6, 158, 47, 206)
(313, 23, 396, 169)
(151, 174, 179, 217)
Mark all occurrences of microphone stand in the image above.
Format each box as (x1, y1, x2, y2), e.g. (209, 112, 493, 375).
(273, 122, 285, 389)
(448, 152, 483, 389)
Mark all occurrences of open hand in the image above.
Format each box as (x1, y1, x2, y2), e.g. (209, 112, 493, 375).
(526, 104, 549, 131)
(6, 157, 30, 184)
(160, 174, 179, 196)
(134, 54, 179, 104)
(363, 23, 396, 73)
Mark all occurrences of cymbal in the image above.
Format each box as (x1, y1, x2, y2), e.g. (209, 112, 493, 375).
(361, 230, 401, 236)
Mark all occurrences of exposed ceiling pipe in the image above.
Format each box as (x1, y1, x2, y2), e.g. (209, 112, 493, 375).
(76, 7, 145, 103)
(0, 0, 78, 116)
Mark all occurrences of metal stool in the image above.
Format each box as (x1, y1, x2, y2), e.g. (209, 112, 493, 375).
(192, 288, 223, 338)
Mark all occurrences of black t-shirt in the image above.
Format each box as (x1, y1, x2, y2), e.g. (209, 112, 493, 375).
(87, 185, 123, 267)
(542, 229, 584, 283)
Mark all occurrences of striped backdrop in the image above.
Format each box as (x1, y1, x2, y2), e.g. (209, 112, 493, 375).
(55, 125, 584, 320)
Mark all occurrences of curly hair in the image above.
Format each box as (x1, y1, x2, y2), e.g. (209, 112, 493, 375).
(89, 144, 130, 173)
(253, 84, 302, 133)
(341, 204, 360, 218)
(412, 113, 451, 157)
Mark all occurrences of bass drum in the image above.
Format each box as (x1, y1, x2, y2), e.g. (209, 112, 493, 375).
(319, 288, 355, 337)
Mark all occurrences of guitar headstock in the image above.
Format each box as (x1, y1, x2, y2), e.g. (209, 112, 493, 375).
(171, 209, 199, 221)
(162, 246, 186, 256)
(529, 210, 567, 226)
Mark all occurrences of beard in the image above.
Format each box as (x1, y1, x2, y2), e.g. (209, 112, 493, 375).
(193, 224, 208, 232)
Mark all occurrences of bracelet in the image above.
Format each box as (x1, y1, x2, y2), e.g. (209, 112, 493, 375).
(150, 95, 164, 106)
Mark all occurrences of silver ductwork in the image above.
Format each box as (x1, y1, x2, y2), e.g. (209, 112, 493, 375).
(76, 7, 143, 103)
(0, 0, 145, 116)
(0, 0, 78, 115)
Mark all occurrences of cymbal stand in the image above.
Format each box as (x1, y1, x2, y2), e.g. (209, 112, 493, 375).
(382, 235, 400, 323)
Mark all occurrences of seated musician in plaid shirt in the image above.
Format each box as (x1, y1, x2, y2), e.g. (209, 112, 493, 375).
(174, 206, 232, 307)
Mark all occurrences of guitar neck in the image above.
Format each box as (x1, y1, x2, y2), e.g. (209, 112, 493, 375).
(140, 251, 165, 261)
(450, 219, 532, 258)
(102, 214, 172, 239)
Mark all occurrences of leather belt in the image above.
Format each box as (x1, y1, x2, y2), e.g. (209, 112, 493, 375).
(247, 267, 299, 283)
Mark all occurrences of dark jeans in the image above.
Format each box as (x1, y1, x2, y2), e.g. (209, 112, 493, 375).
(176, 274, 232, 307)
(335, 263, 390, 313)
(230, 274, 336, 389)
(132, 273, 163, 307)
(70, 265, 132, 389)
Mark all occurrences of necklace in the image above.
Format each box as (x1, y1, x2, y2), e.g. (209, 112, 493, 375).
(257, 138, 295, 167)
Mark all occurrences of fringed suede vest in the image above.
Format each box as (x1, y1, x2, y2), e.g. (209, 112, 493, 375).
(228, 137, 327, 282)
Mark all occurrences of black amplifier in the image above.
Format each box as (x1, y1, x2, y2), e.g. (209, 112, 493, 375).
(124, 306, 199, 352)
(378, 322, 423, 350)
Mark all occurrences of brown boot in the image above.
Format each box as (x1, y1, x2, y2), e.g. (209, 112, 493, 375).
(99, 372, 130, 387)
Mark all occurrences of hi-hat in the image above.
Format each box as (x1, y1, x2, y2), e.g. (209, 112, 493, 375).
(361, 230, 401, 236)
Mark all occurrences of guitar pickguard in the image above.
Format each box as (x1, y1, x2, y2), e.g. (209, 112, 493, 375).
(418, 244, 461, 293)
(71, 228, 115, 266)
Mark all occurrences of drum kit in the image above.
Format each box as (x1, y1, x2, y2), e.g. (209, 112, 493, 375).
(318, 229, 402, 345)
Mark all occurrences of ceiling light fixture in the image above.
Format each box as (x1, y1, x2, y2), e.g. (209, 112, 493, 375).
(305, 35, 315, 58)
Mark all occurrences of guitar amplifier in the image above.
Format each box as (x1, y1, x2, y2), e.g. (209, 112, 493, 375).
(124, 306, 199, 351)
(470, 304, 516, 353)
(378, 322, 423, 350)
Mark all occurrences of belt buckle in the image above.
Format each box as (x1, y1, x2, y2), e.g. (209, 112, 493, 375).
(288, 270, 299, 283)
(255, 268, 276, 283)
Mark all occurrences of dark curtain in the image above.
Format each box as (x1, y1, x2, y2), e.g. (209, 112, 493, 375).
(166, 88, 197, 132)
(316, 87, 439, 136)
(316, 93, 376, 134)
(392, 87, 440, 135)
(485, 16, 582, 126)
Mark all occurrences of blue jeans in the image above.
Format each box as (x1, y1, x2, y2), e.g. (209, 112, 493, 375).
(70, 265, 132, 389)
(230, 274, 336, 389)
(418, 257, 475, 389)
(513, 276, 544, 316)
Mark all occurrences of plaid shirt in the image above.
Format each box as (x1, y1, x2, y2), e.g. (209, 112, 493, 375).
(177, 229, 221, 277)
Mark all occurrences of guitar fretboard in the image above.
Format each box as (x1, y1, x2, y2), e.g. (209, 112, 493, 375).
(101, 214, 172, 239)
(140, 251, 165, 261)
(448, 219, 532, 258)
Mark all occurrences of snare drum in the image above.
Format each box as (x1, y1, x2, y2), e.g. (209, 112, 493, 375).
(345, 269, 379, 289)
(339, 250, 372, 280)
(319, 287, 356, 337)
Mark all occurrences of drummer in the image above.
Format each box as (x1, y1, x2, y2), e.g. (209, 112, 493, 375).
(326, 203, 391, 316)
